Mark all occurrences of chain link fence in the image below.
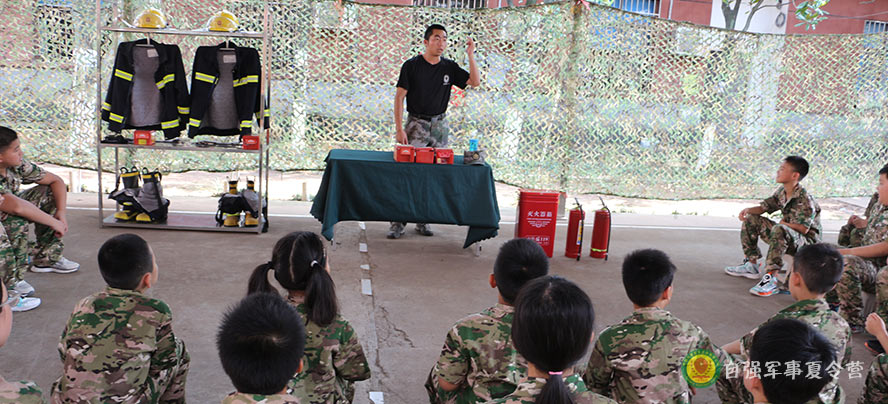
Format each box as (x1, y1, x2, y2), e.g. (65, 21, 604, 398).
(1, 0, 886, 199)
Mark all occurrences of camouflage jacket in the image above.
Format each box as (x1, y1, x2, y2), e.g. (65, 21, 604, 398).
(491, 373, 616, 404)
(0, 159, 46, 220)
(861, 200, 888, 266)
(222, 392, 301, 404)
(286, 298, 370, 404)
(431, 304, 528, 402)
(759, 185, 821, 242)
(584, 307, 727, 404)
(51, 287, 187, 404)
(740, 299, 851, 404)
(0, 375, 44, 404)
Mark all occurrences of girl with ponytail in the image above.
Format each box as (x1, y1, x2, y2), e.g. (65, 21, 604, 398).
(495, 276, 615, 404)
(248, 231, 371, 403)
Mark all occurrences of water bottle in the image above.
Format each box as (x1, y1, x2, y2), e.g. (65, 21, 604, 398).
(469, 139, 478, 152)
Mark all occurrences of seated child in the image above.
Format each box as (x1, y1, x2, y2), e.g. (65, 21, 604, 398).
(426, 238, 550, 403)
(717, 243, 850, 404)
(248, 231, 370, 403)
(585, 249, 727, 403)
(725, 156, 821, 297)
(218, 292, 306, 404)
(51, 233, 189, 403)
(743, 318, 836, 404)
(0, 281, 43, 403)
(493, 275, 615, 404)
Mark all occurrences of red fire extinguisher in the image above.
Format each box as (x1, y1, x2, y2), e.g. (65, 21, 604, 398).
(565, 198, 585, 260)
(590, 197, 611, 260)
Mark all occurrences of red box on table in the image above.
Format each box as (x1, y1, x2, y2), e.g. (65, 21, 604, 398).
(415, 147, 435, 164)
(435, 148, 454, 164)
(394, 145, 415, 162)
(133, 130, 154, 146)
(242, 135, 260, 150)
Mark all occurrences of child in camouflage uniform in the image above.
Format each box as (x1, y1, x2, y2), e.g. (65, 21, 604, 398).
(51, 234, 190, 403)
(743, 319, 837, 404)
(0, 126, 79, 312)
(248, 231, 370, 403)
(838, 192, 879, 248)
(835, 164, 888, 346)
(725, 156, 821, 297)
(0, 282, 43, 403)
(425, 238, 549, 403)
(584, 249, 728, 404)
(218, 293, 306, 404)
(862, 312, 888, 403)
(492, 276, 615, 404)
(717, 243, 851, 404)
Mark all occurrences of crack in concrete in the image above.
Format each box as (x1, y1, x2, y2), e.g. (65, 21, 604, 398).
(376, 304, 417, 348)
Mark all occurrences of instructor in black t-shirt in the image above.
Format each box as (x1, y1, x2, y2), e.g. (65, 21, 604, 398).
(388, 23, 480, 239)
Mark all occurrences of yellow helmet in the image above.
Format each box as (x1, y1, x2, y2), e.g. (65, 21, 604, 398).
(207, 10, 239, 32)
(134, 8, 167, 29)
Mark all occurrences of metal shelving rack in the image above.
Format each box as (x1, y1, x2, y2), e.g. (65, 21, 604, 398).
(94, 1, 272, 233)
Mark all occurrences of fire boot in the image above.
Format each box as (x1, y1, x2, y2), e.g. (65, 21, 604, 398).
(108, 167, 141, 221)
(134, 169, 170, 223)
(242, 178, 260, 227)
(216, 178, 243, 227)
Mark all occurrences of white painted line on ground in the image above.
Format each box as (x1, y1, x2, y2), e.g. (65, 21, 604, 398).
(65, 207, 840, 234)
(360, 264, 370, 270)
(361, 279, 373, 296)
(359, 243, 368, 253)
(369, 391, 384, 404)
(359, 221, 366, 230)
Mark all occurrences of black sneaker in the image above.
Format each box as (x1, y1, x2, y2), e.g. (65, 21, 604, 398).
(387, 222, 405, 239)
(415, 223, 434, 236)
(866, 339, 885, 355)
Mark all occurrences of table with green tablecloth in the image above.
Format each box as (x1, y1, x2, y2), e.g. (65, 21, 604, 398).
(310, 149, 500, 248)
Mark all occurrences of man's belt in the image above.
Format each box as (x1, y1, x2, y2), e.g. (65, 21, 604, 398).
(409, 112, 446, 121)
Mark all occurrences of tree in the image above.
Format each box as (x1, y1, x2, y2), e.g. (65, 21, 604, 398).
(720, 0, 831, 32)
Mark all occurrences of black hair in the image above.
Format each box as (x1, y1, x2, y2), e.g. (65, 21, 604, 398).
(879, 163, 888, 177)
(749, 318, 836, 404)
(783, 156, 809, 181)
(217, 292, 306, 396)
(97, 233, 154, 290)
(621, 249, 676, 307)
(0, 126, 18, 153)
(512, 276, 594, 404)
(248, 231, 338, 327)
(792, 243, 843, 295)
(424, 24, 447, 40)
(493, 238, 550, 304)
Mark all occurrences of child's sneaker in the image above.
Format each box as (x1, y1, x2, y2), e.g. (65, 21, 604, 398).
(850, 325, 865, 334)
(13, 280, 35, 297)
(11, 296, 41, 312)
(866, 339, 885, 355)
(31, 257, 80, 274)
(749, 273, 780, 297)
(725, 260, 762, 279)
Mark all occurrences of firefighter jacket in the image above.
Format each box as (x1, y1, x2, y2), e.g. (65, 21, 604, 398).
(187, 42, 269, 138)
(100, 39, 190, 139)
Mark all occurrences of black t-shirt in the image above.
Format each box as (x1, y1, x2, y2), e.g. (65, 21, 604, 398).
(396, 55, 470, 116)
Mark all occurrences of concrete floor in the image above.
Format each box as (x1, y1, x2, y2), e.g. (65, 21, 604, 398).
(0, 195, 873, 403)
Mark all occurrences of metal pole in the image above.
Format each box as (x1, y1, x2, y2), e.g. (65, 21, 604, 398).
(95, 0, 104, 226)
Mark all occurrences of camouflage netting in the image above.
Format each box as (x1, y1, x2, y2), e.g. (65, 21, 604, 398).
(1, 0, 886, 199)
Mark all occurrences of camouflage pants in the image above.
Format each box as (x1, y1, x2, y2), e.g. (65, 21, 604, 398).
(715, 353, 753, 404)
(424, 368, 478, 404)
(838, 223, 866, 248)
(0, 185, 63, 288)
(151, 338, 190, 404)
(834, 255, 883, 328)
(861, 354, 888, 404)
(406, 114, 451, 148)
(741, 214, 809, 273)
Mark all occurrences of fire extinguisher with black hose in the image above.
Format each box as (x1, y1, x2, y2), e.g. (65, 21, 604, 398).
(590, 197, 611, 260)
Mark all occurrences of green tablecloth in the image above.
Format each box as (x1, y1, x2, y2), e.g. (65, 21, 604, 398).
(310, 149, 500, 248)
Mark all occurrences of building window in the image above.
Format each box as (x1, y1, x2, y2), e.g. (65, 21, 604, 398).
(413, 0, 487, 9)
(864, 20, 888, 34)
(614, 0, 659, 16)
